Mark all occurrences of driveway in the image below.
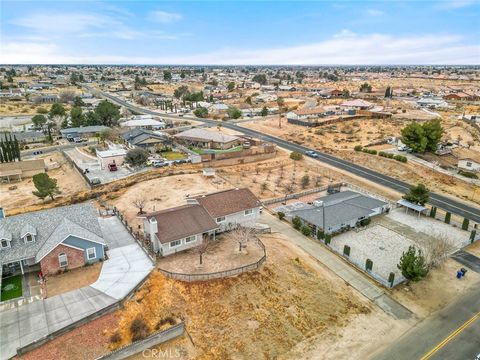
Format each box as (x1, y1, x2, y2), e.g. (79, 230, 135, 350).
(0, 216, 154, 360)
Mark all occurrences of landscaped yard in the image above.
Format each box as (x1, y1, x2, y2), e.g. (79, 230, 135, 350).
(1, 275, 23, 301)
(161, 151, 186, 160)
(191, 145, 243, 155)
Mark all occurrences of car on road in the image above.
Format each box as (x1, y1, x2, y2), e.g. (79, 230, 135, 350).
(305, 150, 319, 158)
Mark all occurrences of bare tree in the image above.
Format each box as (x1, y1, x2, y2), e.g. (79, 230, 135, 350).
(195, 234, 210, 265)
(420, 232, 456, 269)
(230, 226, 254, 252)
(59, 90, 76, 103)
(132, 198, 147, 215)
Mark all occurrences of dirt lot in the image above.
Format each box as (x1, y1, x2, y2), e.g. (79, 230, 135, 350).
(45, 262, 102, 298)
(390, 258, 480, 318)
(107, 234, 408, 360)
(157, 233, 264, 274)
(465, 240, 480, 257)
(0, 102, 52, 116)
(0, 152, 89, 211)
(17, 311, 119, 360)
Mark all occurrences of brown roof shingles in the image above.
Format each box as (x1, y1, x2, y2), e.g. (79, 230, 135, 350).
(195, 188, 260, 218)
(146, 204, 218, 244)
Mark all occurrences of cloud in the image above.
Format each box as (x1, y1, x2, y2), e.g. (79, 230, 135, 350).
(366, 9, 385, 16)
(149, 11, 183, 23)
(1, 31, 478, 65)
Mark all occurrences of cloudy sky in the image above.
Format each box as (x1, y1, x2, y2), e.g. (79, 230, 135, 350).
(1, 0, 479, 65)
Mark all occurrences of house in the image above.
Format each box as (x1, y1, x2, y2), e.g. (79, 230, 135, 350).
(121, 128, 169, 151)
(173, 128, 241, 150)
(60, 125, 110, 138)
(96, 148, 127, 169)
(0, 203, 106, 277)
(0, 159, 46, 182)
(340, 99, 374, 110)
(120, 119, 166, 130)
(194, 188, 262, 232)
(0, 131, 45, 144)
(288, 191, 389, 235)
(458, 158, 480, 172)
(416, 98, 448, 109)
(143, 188, 261, 256)
(286, 107, 332, 121)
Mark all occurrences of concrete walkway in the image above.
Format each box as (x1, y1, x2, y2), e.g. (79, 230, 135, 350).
(260, 212, 413, 320)
(0, 217, 154, 360)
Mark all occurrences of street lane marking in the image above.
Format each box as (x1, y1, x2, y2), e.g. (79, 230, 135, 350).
(420, 311, 480, 360)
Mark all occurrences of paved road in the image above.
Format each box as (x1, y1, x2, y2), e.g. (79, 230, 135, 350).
(85, 85, 480, 224)
(451, 250, 480, 273)
(261, 212, 412, 320)
(21, 141, 95, 158)
(373, 285, 480, 360)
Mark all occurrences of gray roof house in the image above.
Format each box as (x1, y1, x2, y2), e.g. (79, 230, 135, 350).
(290, 191, 389, 234)
(122, 128, 170, 150)
(0, 203, 106, 279)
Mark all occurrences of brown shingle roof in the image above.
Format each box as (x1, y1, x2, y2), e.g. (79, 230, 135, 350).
(195, 188, 260, 218)
(145, 204, 218, 244)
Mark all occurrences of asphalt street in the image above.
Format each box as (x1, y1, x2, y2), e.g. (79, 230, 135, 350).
(87, 85, 480, 224)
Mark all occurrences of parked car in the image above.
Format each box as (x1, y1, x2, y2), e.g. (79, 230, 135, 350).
(153, 162, 169, 168)
(32, 150, 43, 155)
(108, 163, 118, 172)
(305, 150, 319, 158)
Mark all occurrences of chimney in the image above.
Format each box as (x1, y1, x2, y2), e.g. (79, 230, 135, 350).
(186, 198, 199, 205)
(148, 217, 159, 252)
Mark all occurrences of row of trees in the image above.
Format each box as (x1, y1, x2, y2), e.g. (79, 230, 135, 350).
(0, 134, 21, 163)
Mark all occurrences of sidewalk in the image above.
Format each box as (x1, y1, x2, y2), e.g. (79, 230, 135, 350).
(260, 212, 413, 320)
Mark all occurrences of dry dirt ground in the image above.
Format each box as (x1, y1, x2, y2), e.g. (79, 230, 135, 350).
(45, 262, 102, 298)
(16, 311, 120, 360)
(389, 258, 480, 318)
(157, 233, 264, 274)
(239, 118, 480, 205)
(0, 102, 52, 116)
(465, 240, 480, 257)
(0, 152, 89, 211)
(107, 234, 408, 360)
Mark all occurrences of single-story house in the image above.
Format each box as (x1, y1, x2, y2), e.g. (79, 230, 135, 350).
(286, 107, 333, 121)
(288, 191, 389, 235)
(458, 158, 480, 172)
(416, 98, 448, 109)
(120, 119, 166, 130)
(60, 126, 110, 138)
(1, 131, 46, 144)
(0, 203, 106, 277)
(0, 159, 46, 182)
(96, 149, 127, 169)
(340, 99, 374, 110)
(121, 128, 170, 151)
(173, 128, 241, 150)
(143, 188, 261, 256)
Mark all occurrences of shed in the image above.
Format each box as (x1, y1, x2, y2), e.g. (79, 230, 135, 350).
(396, 199, 428, 217)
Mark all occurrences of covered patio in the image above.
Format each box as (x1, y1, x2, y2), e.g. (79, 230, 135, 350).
(396, 199, 428, 218)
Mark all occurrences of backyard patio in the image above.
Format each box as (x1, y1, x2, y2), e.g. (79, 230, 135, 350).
(157, 233, 265, 275)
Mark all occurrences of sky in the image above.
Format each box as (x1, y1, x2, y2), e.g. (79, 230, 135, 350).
(0, 0, 479, 65)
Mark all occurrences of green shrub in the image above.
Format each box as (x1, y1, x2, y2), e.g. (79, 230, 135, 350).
(301, 225, 311, 236)
(429, 206, 437, 218)
(393, 155, 408, 163)
(277, 211, 285, 220)
(354, 145, 363, 151)
(445, 212, 451, 224)
(290, 151, 303, 161)
(462, 218, 470, 230)
(325, 234, 332, 245)
(458, 170, 478, 179)
(292, 216, 302, 230)
(360, 218, 371, 226)
(317, 230, 325, 240)
(362, 148, 377, 155)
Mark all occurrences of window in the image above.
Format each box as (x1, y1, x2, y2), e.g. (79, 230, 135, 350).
(466, 161, 472, 167)
(244, 209, 253, 216)
(87, 247, 96, 260)
(216, 216, 226, 223)
(24, 234, 34, 243)
(1, 239, 9, 248)
(58, 253, 68, 267)
(170, 239, 181, 248)
(185, 235, 196, 243)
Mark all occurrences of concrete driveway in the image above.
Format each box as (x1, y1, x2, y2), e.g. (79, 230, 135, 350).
(0, 216, 154, 360)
